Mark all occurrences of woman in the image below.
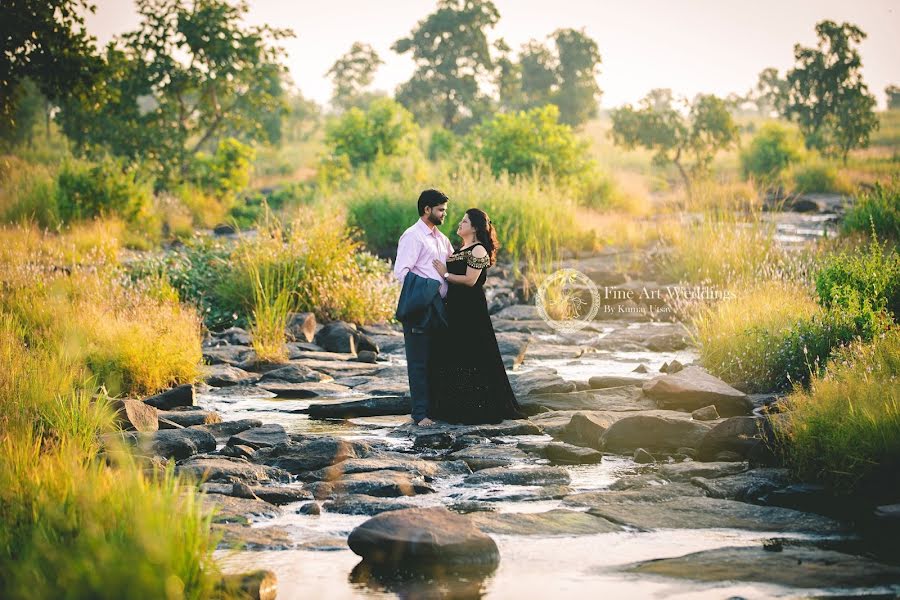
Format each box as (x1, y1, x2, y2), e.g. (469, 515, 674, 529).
(429, 208, 525, 424)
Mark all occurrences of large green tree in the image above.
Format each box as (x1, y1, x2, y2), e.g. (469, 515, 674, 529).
(326, 42, 383, 112)
(1, 0, 103, 142)
(783, 20, 878, 163)
(610, 91, 738, 196)
(753, 67, 788, 117)
(57, 0, 291, 183)
(392, 0, 500, 133)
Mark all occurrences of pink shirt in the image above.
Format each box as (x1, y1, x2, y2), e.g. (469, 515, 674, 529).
(394, 219, 454, 298)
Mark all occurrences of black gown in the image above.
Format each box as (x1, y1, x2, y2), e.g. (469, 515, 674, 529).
(429, 243, 525, 424)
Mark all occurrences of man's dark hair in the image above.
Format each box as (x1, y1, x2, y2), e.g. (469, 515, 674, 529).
(417, 189, 449, 216)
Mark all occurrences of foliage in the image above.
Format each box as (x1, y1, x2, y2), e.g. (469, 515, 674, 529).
(610, 91, 738, 195)
(776, 329, 900, 495)
(326, 42, 384, 111)
(752, 67, 788, 117)
(57, 0, 291, 185)
(465, 105, 593, 182)
(0, 78, 47, 149)
(842, 181, 900, 240)
(783, 20, 879, 163)
(189, 137, 256, 206)
(0, 156, 60, 226)
(55, 157, 154, 224)
(787, 159, 852, 194)
(392, 0, 500, 132)
(888, 85, 900, 111)
(740, 122, 804, 182)
(427, 127, 460, 161)
(323, 98, 419, 168)
(815, 236, 900, 321)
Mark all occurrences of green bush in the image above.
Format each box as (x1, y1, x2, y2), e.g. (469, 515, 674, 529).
(815, 236, 900, 321)
(191, 137, 255, 204)
(427, 127, 459, 161)
(788, 159, 852, 194)
(842, 181, 900, 240)
(323, 98, 419, 168)
(466, 105, 594, 183)
(740, 122, 804, 182)
(56, 158, 153, 223)
(0, 157, 59, 226)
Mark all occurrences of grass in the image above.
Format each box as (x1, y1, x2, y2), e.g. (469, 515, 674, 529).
(776, 328, 900, 496)
(842, 180, 900, 240)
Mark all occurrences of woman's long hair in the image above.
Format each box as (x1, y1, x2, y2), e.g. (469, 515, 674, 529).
(465, 208, 500, 266)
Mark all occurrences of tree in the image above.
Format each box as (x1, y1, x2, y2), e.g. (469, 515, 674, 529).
(326, 42, 383, 112)
(0, 78, 46, 148)
(610, 92, 738, 196)
(392, 0, 500, 133)
(753, 67, 788, 116)
(886, 85, 900, 111)
(323, 98, 418, 168)
(1, 0, 104, 137)
(552, 28, 602, 126)
(784, 21, 878, 163)
(57, 0, 291, 184)
(518, 40, 557, 110)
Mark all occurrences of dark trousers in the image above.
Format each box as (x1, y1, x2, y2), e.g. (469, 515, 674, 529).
(403, 324, 432, 422)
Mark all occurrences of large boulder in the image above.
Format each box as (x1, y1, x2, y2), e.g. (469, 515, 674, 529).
(600, 414, 712, 452)
(463, 466, 571, 487)
(469, 510, 620, 536)
(495, 332, 530, 370)
(139, 428, 215, 460)
(509, 368, 576, 397)
(308, 396, 411, 419)
(697, 416, 772, 462)
(176, 455, 289, 484)
(202, 364, 259, 387)
(158, 408, 221, 428)
(323, 495, 416, 516)
(227, 423, 289, 449)
(256, 363, 332, 384)
(447, 444, 530, 471)
(110, 398, 158, 432)
(347, 507, 500, 570)
(143, 384, 195, 410)
(307, 470, 435, 499)
(252, 436, 372, 474)
(314, 321, 358, 354)
(195, 419, 262, 442)
(202, 345, 254, 367)
(518, 387, 656, 415)
(286, 312, 316, 343)
(563, 412, 617, 449)
(690, 468, 793, 501)
(642, 366, 753, 416)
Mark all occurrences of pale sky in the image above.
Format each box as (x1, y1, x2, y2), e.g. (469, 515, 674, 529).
(85, 0, 900, 110)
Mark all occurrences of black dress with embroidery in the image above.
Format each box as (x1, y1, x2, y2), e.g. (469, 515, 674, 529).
(428, 243, 525, 424)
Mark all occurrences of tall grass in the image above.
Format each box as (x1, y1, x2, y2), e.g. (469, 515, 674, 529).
(842, 180, 900, 240)
(776, 329, 900, 496)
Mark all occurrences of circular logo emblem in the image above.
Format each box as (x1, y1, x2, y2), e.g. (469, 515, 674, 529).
(535, 269, 600, 333)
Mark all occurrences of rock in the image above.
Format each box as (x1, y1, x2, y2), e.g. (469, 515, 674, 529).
(357, 350, 378, 363)
(496, 332, 530, 370)
(714, 450, 743, 462)
(691, 405, 719, 421)
(215, 327, 252, 346)
(308, 469, 435, 498)
(347, 507, 500, 570)
(227, 423, 289, 449)
(464, 466, 570, 486)
(448, 502, 496, 514)
(297, 502, 321, 515)
(697, 416, 769, 462)
(659, 362, 669, 373)
(110, 398, 159, 432)
(213, 223, 236, 235)
(300, 455, 470, 482)
(219, 444, 255, 461)
(600, 415, 712, 452)
(494, 304, 539, 320)
(634, 448, 656, 464)
(287, 349, 356, 362)
(203, 345, 254, 366)
(203, 364, 259, 387)
(289, 359, 381, 378)
(588, 375, 644, 389)
(758, 483, 844, 517)
(142, 384, 195, 410)
(509, 368, 576, 397)
(323, 495, 415, 516)
(217, 569, 278, 599)
(643, 366, 752, 417)
(473, 485, 572, 503)
(645, 332, 689, 352)
(633, 364, 650, 374)
(252, 436, 372, 474)
(352, 380, 409, 396)
(196, 419, 262, 442)
(520, 441, 602, 464)
(691, 468, 793, 501)
(256, 380, 351, 399)
(665, 359, 685, 373)
(447, 444, 529, 471)
(308, 396, 410, 419)
(215, 524, 293, 552)
(563, 411, 617, 449)
(257, 363, 332, 384)
(200, 482, 312, 504)
(563, 483, 705, 507)
(627, 545, 900, 588)
(139, 428, 215, 460)
(588, 496, 845, 534)
(314, 321, 358, 354)
(469, 510, 621, 535)
(286, 312, 316, 343)
(177, 455, 290, 484)
(332, 375, 372, 388)
(518, 386, 654, 414)
(658, 461, 748, 482)
(202, 493, 281, 524)
(157, 409, 221, 428)
(395, 420, 542, 441)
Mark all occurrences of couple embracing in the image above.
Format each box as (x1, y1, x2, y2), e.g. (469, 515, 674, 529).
(394, 189, 525, 427)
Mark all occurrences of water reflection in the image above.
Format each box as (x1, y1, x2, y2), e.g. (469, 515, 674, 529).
(349, 560, 496, 599)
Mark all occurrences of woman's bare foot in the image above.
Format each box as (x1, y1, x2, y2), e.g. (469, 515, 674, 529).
(416, 417, 435, 427)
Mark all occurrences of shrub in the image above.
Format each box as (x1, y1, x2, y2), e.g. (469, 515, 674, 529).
(787, 158, 852, 194)
(0, 156, 60, 226)
(842, 181, 900, 240)
(323, 98, 419, 168)
(740, 122, 804, 182)
(191, 137, 256, 204)
(815, 236, 900, 321)
(466, 105, 594, 183)
(56, 158, 153, 223)
(776, 329, 900, 496)
(427, 127, 459, 161)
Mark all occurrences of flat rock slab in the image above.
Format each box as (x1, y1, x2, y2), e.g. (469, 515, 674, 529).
(214, 523, 294, 551)
(587, 496, 846, 534)
(347, 507, 500, 570)
(691, 468, 793, 501)
(256, 381, 352, 399)
(519, 386, 655, 413)
(291, 359, 382, 378)
(308, 396, 410, 419)
(307, 469, 435, 499)
(643, 366, 753, 417)
(177, 455, 290, 484)
(464, 466, 571, 486)
(397, 420, 543, 442)
(518, 441, 603, 464)
(601, 415, 712, 452)
(202, 493, 281, 524)
(257, 363, 333, 384)
(227, 423, 289, 449)
(200, 482, 312, 505)
(252, 436, 372, 474)
(139, 428, 215, 460)
(299, 454, 470, 482)
(447, 444, 530, 471)
(563, 483, 705, 507)
(286, 350, 356, 362)
(628, 545, 900, 588)
(588, 375, 645, 389)
(323, 494, 417, 516)
(158, 409, 221, 428)
(658, 461, 748, 482)
(352, 380, 410, 397)
(195, 419, 262, 442)
(509, 368, 576, 397)
(469, 510, 621, 535)
(203, 364, 259, 387)
(203, 345, 254, 366)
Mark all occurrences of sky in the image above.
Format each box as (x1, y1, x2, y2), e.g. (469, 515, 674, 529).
(84, 0, 900, 110)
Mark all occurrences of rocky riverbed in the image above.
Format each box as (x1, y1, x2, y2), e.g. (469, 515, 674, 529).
(111, 213, 898, 598)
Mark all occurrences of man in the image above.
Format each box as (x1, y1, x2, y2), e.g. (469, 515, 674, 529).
(394, 189, 453, 427)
